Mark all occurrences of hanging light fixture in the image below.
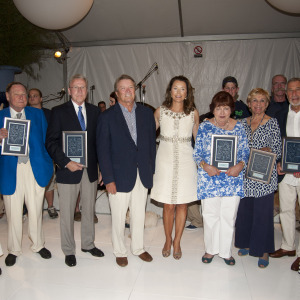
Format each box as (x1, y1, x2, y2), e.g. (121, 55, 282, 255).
(266, 0, 300, 14)
(13, 0, 94, 30)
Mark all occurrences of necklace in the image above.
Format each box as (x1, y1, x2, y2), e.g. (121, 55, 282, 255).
(249, 113, 265, 143)
(214, 117, 229, 130)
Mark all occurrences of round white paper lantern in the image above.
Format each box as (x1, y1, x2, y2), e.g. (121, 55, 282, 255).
(267, 0, 300, 14)
(13, 0, 94, 30)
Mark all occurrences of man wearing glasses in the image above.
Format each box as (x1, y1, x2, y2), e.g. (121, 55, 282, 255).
(46, 74, 103, 267)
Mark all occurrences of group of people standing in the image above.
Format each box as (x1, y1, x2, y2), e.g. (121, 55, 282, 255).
(0, 73, 299, 275)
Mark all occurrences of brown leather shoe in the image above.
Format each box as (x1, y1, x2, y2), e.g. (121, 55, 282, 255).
(138, 251, 153, 262)
(270, 248, 296, 258)
(291, 257, 300, 271)
(116, 257, 128, 267)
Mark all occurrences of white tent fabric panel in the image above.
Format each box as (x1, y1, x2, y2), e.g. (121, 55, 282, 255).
(16, 38, 300, 115)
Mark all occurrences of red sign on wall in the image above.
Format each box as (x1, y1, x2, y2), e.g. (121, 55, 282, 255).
(194, 46, 203, 57)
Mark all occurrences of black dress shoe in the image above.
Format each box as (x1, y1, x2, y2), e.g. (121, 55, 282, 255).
(82, 247, 104, 257)
(65, 255, 76, 267)
(38, 248, 52, 259)
(0, 267, 2, 275)
(5, 254, 17, 267)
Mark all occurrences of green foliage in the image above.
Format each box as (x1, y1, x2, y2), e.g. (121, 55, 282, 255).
(0, 0, 57, 79)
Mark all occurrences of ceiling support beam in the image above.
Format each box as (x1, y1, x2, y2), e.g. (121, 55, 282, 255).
(178, 0, 184, 37)
(70, 32, 300, 47)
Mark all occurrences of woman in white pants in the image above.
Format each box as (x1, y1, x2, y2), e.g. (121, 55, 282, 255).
(193, 91, 249, 265)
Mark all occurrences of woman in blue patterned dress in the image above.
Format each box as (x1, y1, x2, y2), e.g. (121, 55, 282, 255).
(193, 91, 249, 266)
(235, 88, 281, 268)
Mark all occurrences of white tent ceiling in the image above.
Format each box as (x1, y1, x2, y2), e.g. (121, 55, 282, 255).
(62, 0, 300, 46)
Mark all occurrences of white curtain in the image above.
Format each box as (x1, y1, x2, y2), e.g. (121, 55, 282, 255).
(16, 37, 300, 115)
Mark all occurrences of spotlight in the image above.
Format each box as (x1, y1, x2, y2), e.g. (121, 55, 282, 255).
(54, 51, 62, 58)
(54, 49, 69, 64)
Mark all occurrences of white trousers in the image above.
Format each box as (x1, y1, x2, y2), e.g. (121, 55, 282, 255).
(202, 196, 240, 258)
(3, 161, 45, 256)
(109, 171, 147, 257)
(279, 181, 300, 256)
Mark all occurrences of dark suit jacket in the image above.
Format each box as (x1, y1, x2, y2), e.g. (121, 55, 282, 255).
(275, 105, 289, 183)
(97, 103, 156, 193)
(46, 100, 100, 184)
(0, 107, 53, 195)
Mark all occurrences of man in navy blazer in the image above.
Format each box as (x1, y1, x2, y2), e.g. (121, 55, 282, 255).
(0, 82, 53, 267)
(46, 74, 104, 267)
(97, 74, 156, 267)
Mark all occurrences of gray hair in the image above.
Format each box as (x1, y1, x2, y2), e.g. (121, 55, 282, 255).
(68, 74, 88, 88)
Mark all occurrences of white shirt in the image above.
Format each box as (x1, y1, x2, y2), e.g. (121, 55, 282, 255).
(10, 107, 26, 120)
(282, 105, 300, 186)
(71, 100, 87, 128)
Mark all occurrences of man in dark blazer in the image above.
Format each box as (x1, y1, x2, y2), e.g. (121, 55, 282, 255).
(0, 82, 53, 267)
(97, 74, 156, 267)
(270, 77, 300, 272)
(46, 74, 104, 267)
(28, 88, 58, 219)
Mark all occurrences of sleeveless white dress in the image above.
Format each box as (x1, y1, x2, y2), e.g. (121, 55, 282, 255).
(151, 106, 198, 204)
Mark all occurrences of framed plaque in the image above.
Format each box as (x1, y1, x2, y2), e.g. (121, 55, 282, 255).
(281, 137, 300, 173)
(62, 131, 87, 167)
(210, 134, 237, 171)
(246, 148, 276, 184)
(1, 117, 30, 156)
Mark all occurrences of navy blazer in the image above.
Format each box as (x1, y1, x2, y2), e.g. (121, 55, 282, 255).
(46, 100, 100, 184)
(97, 103, 156, 193)
(275, 105, 289, 183)
(0, 107, 53, 195)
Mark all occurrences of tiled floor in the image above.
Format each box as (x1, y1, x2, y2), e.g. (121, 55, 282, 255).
(0, 213, 299, 300)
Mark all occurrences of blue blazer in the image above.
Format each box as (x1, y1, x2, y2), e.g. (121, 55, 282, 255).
(97, 103, 156, 193)
(0, 107, 53, 195)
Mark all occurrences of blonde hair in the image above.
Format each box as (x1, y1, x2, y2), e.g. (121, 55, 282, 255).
(247, 88, 270, 106)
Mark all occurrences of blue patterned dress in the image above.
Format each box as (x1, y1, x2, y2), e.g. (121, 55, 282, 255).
(193, 120, 249, 200)
(241, 118, 282, 197)
(235, 117, 282, 257)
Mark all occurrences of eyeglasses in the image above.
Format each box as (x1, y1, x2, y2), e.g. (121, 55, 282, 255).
(70, 86, 87, 91)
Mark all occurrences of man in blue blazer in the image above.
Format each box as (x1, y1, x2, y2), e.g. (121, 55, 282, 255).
(0, 82, 53, 267)
(97, 74, 156, 267)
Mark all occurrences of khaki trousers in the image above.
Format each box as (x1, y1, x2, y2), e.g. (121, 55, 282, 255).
(109, 171, 147, 257)
(187, 201, 203, 227)
(57, 169, 97, 255)
(279, 181, 300, 256)
(0, 194, 4, 214)
(3, 161, 45, 256)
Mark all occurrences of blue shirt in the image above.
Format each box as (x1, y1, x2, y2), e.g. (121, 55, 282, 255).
(119, 102, 137, 145)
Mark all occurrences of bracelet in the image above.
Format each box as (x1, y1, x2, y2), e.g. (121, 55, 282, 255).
(200, 161, 205, 169)
(239, 160, 245, 167)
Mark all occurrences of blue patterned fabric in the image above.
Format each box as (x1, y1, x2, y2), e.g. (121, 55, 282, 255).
(193, 121, 249, 200)
(78, 106, 86, 131)
(241, 118, 281, 197)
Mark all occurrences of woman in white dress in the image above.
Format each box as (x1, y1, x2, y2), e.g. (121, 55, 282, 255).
(151, 76, 199, 259)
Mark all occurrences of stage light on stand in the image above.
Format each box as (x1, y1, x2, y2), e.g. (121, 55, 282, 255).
(54, 51, 62, 58)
